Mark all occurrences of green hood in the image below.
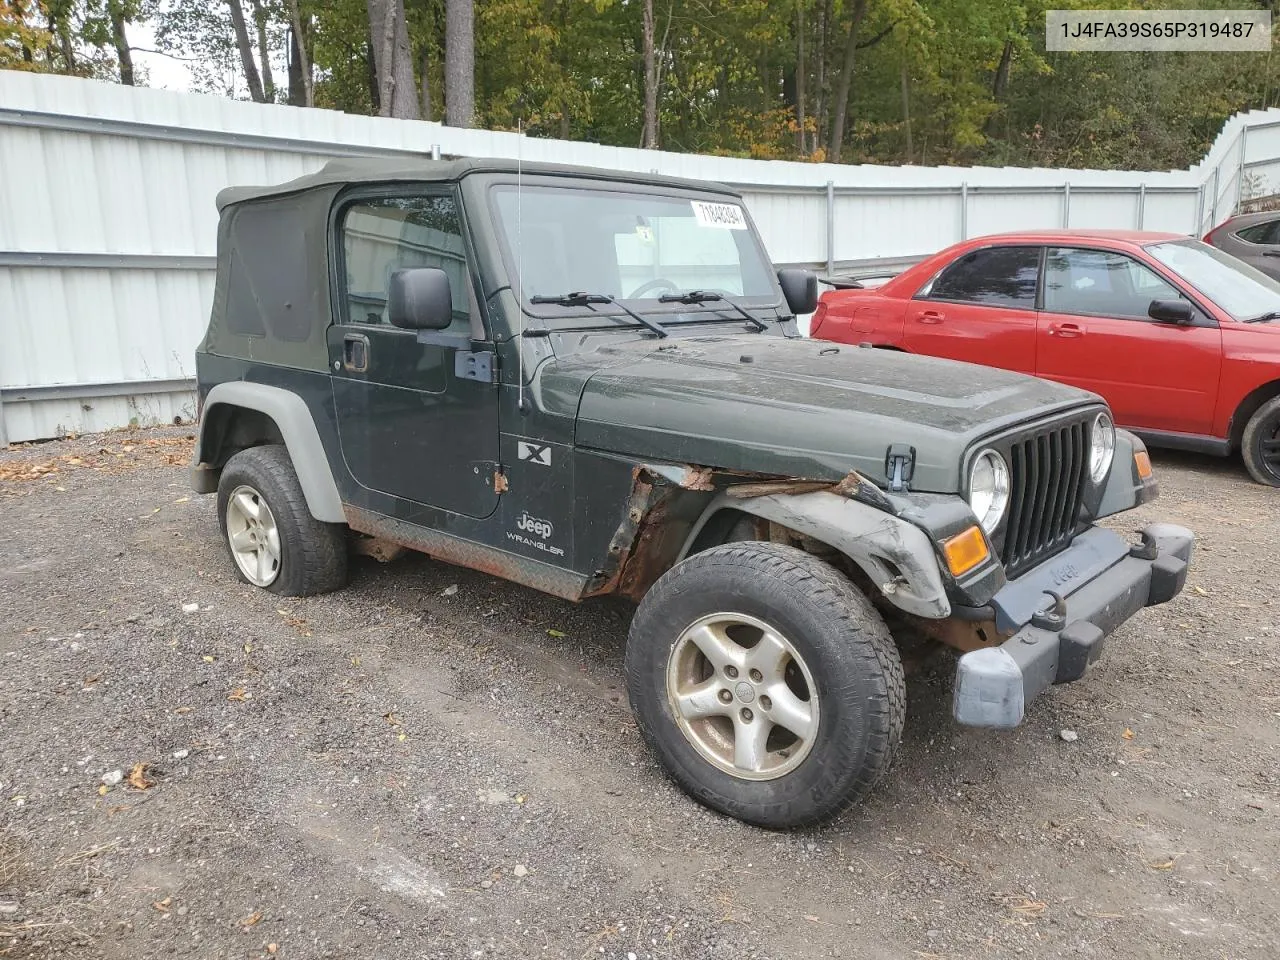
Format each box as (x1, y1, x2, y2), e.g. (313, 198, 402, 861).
(553, 335, 1097, 492)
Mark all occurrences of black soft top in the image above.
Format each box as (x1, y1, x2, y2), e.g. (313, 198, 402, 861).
(216, 157, 743, 210)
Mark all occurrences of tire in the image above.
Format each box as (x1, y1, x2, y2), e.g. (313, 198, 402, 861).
(1241, 395, 1280, 487)
(216, 445, 349, 597)
(624, 542, 905, 829)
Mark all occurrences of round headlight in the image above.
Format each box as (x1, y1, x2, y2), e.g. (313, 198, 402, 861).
(968, 450, 1010, 534)
(1090, 412, 1116, 483)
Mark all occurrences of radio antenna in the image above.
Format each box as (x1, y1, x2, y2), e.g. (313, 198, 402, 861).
(516, 117, 527, 414)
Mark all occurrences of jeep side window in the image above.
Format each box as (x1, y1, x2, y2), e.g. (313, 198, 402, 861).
(922, 246, 1040, 308)
(340, 194, 471, 332)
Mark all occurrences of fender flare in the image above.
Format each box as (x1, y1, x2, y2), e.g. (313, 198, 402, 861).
(679, 490, 951, 619)
(191, 382, 345, 523)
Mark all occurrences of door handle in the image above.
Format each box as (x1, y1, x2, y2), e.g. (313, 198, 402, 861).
(1048, 322, 1084, 339)
(917, 311, 944, 325)
(343, 333, 370, 372)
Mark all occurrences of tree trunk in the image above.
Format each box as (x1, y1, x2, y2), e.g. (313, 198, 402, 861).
(641, 0, 658, 147)
(286, 0, 313, 107)
(900, 61, 912, 163)
(249, 0, 275, 101)
(826, 0, 867, 163)
(814, 0, 832, 155)
(420, 49, 432, 121)
(227, 0, 266, 101)
(444, 0, 474, 127)
(795, 0, 806, 153)
(107, 0, 135, 86)
(366, 0, 420, 119)
(992, 39, 1013, 101)
(366, 32, 380, 112)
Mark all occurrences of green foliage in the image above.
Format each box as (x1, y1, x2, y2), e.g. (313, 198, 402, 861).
(8, 0, 1280, 170)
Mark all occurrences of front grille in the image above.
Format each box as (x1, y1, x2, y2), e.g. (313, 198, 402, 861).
(1001, 418, 1091, 578)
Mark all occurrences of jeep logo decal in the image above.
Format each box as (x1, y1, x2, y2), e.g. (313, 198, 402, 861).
(517, 512, 553, 540)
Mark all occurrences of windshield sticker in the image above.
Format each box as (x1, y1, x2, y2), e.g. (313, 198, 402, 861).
(691, 201, 747, 230)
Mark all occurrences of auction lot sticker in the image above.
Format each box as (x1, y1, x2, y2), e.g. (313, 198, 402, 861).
(691, 201, 747, 230)
(1046, 9, 1271, 52)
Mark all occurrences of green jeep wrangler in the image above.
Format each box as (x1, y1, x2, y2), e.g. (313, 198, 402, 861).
(191, 158, 1193, 828)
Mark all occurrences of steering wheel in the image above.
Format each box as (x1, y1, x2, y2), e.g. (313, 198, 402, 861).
(630, 278, 680, 299)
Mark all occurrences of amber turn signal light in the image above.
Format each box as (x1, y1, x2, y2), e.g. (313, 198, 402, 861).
(942, 525, 991, 577)
(1134, 450, 1153, 480)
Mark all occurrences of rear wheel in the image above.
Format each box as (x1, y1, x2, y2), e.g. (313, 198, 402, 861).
(216, 445, 349, 596)
(1241, 396, 1280, 487)
(625, 542, 905, 829)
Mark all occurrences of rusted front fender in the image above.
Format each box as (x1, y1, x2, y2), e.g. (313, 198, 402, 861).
(679, 491, 952, 619)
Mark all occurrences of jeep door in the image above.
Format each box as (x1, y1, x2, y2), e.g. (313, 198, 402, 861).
(328, 188, 501, 519)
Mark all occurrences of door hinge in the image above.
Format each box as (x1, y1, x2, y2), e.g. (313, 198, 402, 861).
(885, 444, 916, 493)
(455, 350, 498, 384)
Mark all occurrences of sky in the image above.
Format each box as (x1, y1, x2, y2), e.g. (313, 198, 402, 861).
(130, 22, 194, 92)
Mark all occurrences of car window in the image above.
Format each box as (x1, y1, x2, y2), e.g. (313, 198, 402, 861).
(340, 193, 471, 332)
(923, 246, 1040, 308)
(1043, 247, 1181, 320)
(1234, 219, 1280, 245)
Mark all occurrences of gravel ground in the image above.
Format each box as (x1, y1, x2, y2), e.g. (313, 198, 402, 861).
(0, 427, 1277, 960)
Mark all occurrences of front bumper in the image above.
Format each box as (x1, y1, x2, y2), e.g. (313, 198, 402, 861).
(952, 522, 1194, 728)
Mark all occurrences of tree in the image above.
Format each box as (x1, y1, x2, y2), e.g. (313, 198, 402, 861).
(641, 0, 656, 147)
(367, 0, 419, 118)
(444, 0, 472, 126)
(226, 0, 266, 100)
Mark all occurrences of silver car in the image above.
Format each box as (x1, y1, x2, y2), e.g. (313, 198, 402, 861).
(1204, 210, 1280, 279)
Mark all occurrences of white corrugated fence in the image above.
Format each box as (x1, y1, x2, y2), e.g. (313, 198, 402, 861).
(2, 71, 1280, 443)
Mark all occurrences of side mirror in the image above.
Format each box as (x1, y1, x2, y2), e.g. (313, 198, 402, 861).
(778, 268, 819, 316)
(1148, 298, 1193, 325)
(388, 267, 453, 330)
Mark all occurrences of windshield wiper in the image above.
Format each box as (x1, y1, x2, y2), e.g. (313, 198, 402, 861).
(529, 291, 668, 338)
(658, 290, 768, 331)
(1244, 311, 1280, 324)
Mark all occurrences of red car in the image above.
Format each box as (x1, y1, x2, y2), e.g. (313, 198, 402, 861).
(811, 230, 1280, 486)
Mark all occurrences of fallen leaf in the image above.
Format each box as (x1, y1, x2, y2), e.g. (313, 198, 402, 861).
(55, 486, 66, 492)
(97, 785, 109, 796)
(243, 643, 253, 653)
(441, 584, 459, 597)
(1122, 728, 1134, 740)
(267, 946, 278, 955)
(1148, 859, 1175, 870)
(127, 763, 153, 791)
(397, 732, 406, 742)
(173, 706, 194, 715)
(350, 656, 361, 666)
(227, 688, 251, 702)
(383, 711, 402, 725)
(803, 914, 821, 923)
(547, 629, 567, 638)
(202, 655, 215, 663)
(1192, 586, 1208, 596)
(153, 897, 172, 913)
(240, 910, 262, 928)
(174, 497, 189, 503)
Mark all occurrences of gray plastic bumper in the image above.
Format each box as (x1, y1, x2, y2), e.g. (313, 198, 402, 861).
(952, 523, 1194, 729)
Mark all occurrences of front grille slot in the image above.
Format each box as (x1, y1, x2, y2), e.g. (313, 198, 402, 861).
(1001, 419, 1089, 578)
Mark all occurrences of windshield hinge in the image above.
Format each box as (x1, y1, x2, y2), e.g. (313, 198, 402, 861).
(884, 444, 916, 492)
(456, 349, 498, 384)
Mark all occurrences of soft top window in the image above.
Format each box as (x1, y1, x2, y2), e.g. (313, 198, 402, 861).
(224, 198, 316, 342)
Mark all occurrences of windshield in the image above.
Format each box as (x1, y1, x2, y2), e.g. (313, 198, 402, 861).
(491, 184, 775, 309)
(1145, 238, 1280, 320)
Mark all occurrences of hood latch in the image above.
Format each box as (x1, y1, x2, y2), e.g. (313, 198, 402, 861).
(884, 444, 916, 492)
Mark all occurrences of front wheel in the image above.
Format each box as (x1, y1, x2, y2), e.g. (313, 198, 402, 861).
(1241, 396, 1280, 487)
(624, 542, 905, 829)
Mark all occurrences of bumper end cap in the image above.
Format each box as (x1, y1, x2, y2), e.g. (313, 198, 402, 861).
(953, 647, 1024, 729)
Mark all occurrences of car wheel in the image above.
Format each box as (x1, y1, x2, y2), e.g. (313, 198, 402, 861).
(216, 445, 349, 596)
(625, 542, 905, 829)
(1241, 396, 1280, 487)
